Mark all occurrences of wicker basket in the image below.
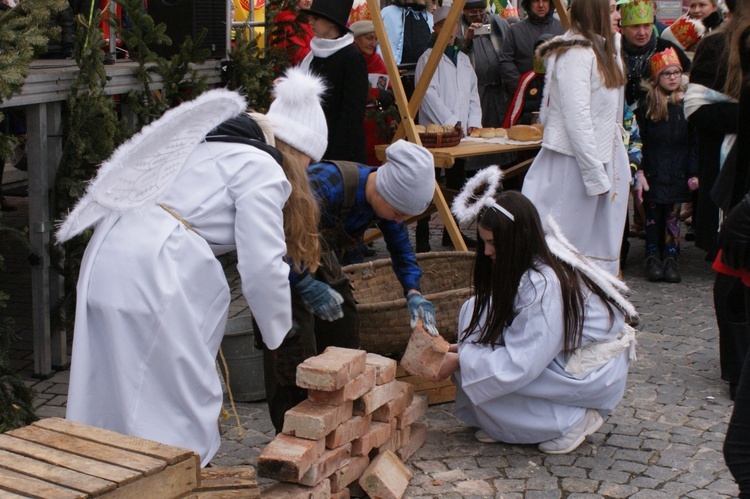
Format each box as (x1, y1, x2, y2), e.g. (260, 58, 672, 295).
(418, 130, 462, 148)
(342, 251, 474, 358)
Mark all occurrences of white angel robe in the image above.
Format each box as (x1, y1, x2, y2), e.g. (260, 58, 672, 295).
(454, 265, 630, 444)
(66, 141, 293, 467)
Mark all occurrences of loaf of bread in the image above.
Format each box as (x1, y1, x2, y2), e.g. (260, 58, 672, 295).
(426, 124, 444, 134)
(470, 128, 482, 138)
(414, 124, 427, 134)
(443, 124, 455, 133)
(507, 124, 542, 142)
(479, 128, 497, 138)
(531, 123, 544, 133)
(495, 127, 508, 138)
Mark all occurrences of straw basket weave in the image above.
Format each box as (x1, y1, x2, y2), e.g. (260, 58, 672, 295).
(342, 251, 474, 358)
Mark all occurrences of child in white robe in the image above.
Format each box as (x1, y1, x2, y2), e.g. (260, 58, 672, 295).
(437, 183, 635, 454)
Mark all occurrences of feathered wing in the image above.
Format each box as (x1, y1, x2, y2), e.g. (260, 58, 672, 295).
(544, 216, 637, 318)
(56, 89, 247, 243)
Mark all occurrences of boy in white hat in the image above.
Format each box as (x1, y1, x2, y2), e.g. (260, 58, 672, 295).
(259, 139, 440, 433)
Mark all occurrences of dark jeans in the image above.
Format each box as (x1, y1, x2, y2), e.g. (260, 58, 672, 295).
(723, 285, 750, 497)
(258, 250, 360, 433)
(643, 201, 679, 259)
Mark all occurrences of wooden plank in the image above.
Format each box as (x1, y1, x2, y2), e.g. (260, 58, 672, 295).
(186, 466, 259, 498)
(0, 466, 85, 499)
(7, 426, 166, 476)
(552, 0, 570, 29)
(0, 449, 116, 496)
(0, 490, 32, 498)
(34, 419, 196, 466)
(102, 457, 200, 499)
(0, 434, 142, 485)
(374, 140, 541, 168)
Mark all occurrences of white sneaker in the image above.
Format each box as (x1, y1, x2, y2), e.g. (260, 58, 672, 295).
(538, 409, 603, 454)
(475, 429, 499, 443)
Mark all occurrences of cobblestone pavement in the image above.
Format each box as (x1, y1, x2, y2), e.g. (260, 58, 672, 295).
(7, 201, 741, 497)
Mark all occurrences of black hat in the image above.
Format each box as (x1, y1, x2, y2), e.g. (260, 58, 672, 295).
(301, 0, 355, 33)
(464, 0, 488, 9)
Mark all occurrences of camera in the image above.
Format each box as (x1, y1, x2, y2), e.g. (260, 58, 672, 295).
(472, 24, 492, 35)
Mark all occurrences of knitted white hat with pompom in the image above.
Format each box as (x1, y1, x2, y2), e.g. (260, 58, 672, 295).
(266, 67, 328, 162)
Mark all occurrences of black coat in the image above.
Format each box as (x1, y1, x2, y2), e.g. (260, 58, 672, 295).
(622, 33, 691, 106)
(688, 31, 740, 254)
(636, 103, 698, 204)
(309, 43, 369, 164)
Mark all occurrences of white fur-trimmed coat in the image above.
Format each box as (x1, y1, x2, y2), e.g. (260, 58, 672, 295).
(537, 32, 624, 196)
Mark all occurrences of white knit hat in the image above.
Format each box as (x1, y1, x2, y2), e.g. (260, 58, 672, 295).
(375, 140, 435, 216)
(266, 67, 328, 162)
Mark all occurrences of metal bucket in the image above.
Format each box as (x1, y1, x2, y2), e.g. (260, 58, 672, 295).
(219, 315, 266, 402)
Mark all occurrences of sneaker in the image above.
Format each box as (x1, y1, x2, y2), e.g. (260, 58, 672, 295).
(538, 409, 603, 454)
(646, 256, 664, 282)
(663, 257, 681, 283)
(475, 429, 499, 443)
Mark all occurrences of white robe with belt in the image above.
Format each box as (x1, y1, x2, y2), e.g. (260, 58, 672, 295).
(454, 265, 630, 444)
(66, 141, 293, 467)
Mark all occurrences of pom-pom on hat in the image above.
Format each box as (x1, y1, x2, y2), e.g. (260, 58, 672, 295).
(619, 0, 654, 26)
(649, 47, 681, 79)
(375, 140, 435, 216)
(350, 20, 375, 38)
(660, 16, 705, 51)
(266, 67, 328, 162)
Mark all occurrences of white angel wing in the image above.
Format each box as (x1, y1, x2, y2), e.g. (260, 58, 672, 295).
(57, 89, 247, 243)
(543, 216, 637, 319)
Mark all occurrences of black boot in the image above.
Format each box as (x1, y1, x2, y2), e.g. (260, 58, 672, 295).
(646, 256, 664, 282)
(442, 228, 477, 249)
(663, 257, 681, 283)
(415, 218, 431, 253)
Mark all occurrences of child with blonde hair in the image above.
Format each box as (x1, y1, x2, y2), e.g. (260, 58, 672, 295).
(634, 48, 698, 283)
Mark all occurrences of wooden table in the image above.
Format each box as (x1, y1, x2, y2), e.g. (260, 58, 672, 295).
(375, 140, 541, 169)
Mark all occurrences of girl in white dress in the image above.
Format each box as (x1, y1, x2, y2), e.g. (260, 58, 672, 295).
(60, 69, 327, 467)
(439, 179, 636, 454)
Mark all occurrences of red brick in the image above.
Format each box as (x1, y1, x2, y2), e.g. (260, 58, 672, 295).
(351, 419, 397, 456)
(308, 365, 376, 405)
(378, 425, 411, 454)
(331, 489, 351, 499)
(299, 443, 352, 487)
(282, 399, 354, 440)
(326, 414, 372, 449)
(365, 353, 398, 385)
(397, 421, 427, 462)
(396, 394, 428, 429)
(257, 433, 326, 482)
(353, 379, 400, 416)
(371, 381, 414, 423)
(297, 347, 366, 391)
(399, 323, 450, 381)
(329, 455, 370, 493)
(262, 478, 331, 498)
(359, 450, 413, 499)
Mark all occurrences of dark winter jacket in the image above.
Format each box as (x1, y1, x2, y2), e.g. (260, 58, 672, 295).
(636, 102, 698, 204)
(688, 31, 740, 254)
(309, 43, 369, 164)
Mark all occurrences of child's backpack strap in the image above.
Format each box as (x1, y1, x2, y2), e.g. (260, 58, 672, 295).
(321, 160, 366, 251)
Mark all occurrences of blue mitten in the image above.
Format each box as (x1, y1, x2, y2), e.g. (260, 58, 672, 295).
(295, 274, 345, 322)
(407, 293, 439, 336)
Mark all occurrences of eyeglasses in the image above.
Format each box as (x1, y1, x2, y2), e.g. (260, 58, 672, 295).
(660, 70, 682, 79)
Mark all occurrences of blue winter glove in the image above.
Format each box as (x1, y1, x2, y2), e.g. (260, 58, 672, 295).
(407, 292, 438, 336)
(295, 274, 345, 322)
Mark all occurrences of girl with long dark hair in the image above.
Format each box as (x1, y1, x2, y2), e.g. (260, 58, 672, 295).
(437, 170, 635, 454)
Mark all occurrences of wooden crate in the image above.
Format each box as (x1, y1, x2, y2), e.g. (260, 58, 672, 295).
(0, 418, 200, 498)
(183, 466, 259, 498)
(396, 366, 456, 405)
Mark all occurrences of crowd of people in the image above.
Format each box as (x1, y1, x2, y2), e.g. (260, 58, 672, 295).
(5, 0, 742, 492)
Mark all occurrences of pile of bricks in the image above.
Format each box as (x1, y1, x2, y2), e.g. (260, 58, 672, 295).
(258, 346, 430, 498)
